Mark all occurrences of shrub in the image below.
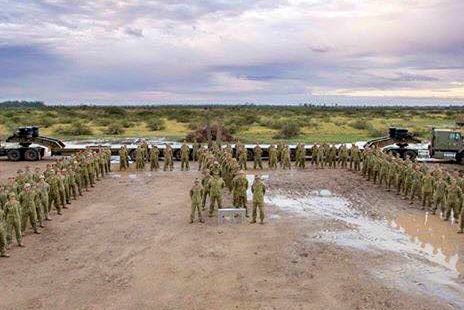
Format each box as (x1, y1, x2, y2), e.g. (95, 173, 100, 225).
(121, 119, 135, 128)
(54, 122, 93, 136)
(273, 123, 301, 139)
(146, 118, 166, 131)
(349, 119, 369, 130)
(104, 106, 127, 116)
(105, 123, 125, 135)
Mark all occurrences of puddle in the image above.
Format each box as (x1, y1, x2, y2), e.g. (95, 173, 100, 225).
(128, 174, 138, 179)
(108, 173, 121, 179)
(267, 191, 464, 307)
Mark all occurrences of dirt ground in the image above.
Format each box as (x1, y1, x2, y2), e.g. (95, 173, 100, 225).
(0, 158, 463, 310)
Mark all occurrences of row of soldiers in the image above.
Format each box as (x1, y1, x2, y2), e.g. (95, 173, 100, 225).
(121, 140, 365, 172)
(361, 148, 464, 234)
(0, 149, 111, 258)
(190, 144, 266, 224)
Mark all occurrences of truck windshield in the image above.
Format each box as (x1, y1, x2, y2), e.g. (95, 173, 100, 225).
(449, 132, 461, 141)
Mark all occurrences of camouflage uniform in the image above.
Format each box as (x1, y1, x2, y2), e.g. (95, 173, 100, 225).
(189, 181, 204, 223)
(268, 145, 277, 169)
(150, 146, 160, 171)
(181, 143, 190, 171)
(253, 144, 263, 170)
(444, 182, 462, 222)
(4, 196, 22, 246)
(251, 177, 266, 224)
(232, 172, 249, 216)
(164, 144, 174, 171)
(421, 173, 434, 210)
(208, 174, 225, 216)
(19, 188, 39, 234)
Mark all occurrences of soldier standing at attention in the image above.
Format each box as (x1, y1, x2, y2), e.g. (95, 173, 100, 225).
(0, 203, 9, 257)
(150, 145, 160, 171)
(251, 175, 266, 224)
(232, 170, 249, 217)
(311, 144, 319, 166)
(189, 179, 204, 223)
(432, 176, 446, 216)
(5, 193, 23, 248)
(421, 171, 434, 211)
(119, 146, 128, 171)
(253, 143, 263, 170)
(192, 139, 199, 162)
(19, 183, 40, 234)
(208, 171, 225, 217)
(181, 141, 190, 171)
(444, 179, 463, 222)
(201, 169, 211, 210)
(164, 143, 174, 171)
(338, 144, 348, 169)
(268, 144, 277, 169)
(282, 144, 291, 170)
(238, 146, 248, 170)
(316, 144, 325, 169)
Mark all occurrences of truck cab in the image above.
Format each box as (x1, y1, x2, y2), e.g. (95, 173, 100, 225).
(430, 129, 464, 162)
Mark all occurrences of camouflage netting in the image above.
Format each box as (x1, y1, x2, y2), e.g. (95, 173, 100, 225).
(185, 124, 235, 143)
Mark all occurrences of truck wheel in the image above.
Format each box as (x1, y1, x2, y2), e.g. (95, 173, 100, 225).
(247, 149, 254, 161)
(403, 150, 417, 161)
(129, 149, 137, 162)
(174, 150, 182, 161)
(24, 149, 40, 161)
(7, 149, 21, 161)
(387, 149, 399, 157)
(456, 152, 464, 164)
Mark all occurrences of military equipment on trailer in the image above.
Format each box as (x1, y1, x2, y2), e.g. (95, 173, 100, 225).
(365, 127, 422, 160)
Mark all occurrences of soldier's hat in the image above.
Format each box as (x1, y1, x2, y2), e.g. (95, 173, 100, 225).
(24, 183, 31, 188)
(8, 192, 16, 199)
(255, 174, 261, 179)
(17, 169, 24, 173)
(194, 178, 200, 183)
(39, 175, 45, 179)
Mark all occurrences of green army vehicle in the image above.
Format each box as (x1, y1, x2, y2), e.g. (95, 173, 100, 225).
(429, 128, 464, 163)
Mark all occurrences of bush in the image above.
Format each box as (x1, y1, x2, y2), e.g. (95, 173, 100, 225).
(36, 116, 56, 128)
(104, 106, 127, 116)
(146, 118, 166, 131)
(273, 123, 301, 139)
(105, 123, 125, 135)
(55, 122, 93, 136)
(121, 119, 135, 128)
(349, 119, 369, 130)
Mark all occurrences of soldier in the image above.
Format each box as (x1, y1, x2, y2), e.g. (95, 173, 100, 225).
(268, 144, 277, 169)
(31, 183, 45, 228)
(164, 143, 174, 171)
(316, 144, 325, 169)
(338, 144, 349, 169)
(296, 143, 306, 169)
(201, 169, 211, 210)
(48, 171, 63, 215)
(232, 170, 249, 217)
(350, 144, 361, 171)
(119, 146, 129, 171)
(181, 141, 190, 171)
(0, 203, 9, 257)
(189, 179, 204, 223)
(311, 144, 319, 166)
(444, 179, 462, 222)
(5, 193, 23, 248)
(238, 146, 247, 170)
(253, 143, 263, 170)
(421, 171, 434, 210)
(328, 144, 338, 168)
(281, 145, 291, 170)
(150, 145, 160, 171)
(251, 175, 266, 224)
(136, 145, 145, 170)
(432, 176, 446, 216)
(207, 171, 225, 217)
(0, 184, 7, 210)
(19, 183, 40, 234)
(37, 176, 52, 221)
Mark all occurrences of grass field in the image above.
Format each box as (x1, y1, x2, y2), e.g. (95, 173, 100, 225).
(0, 106, 460, 143)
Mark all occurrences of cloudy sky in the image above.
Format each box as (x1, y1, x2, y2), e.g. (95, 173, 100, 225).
(1, 0, 464, 105)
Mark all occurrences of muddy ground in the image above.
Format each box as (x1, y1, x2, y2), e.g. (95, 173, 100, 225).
(0, 158, 463, 310)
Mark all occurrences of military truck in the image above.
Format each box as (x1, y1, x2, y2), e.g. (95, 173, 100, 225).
(429, 128, 464, 163)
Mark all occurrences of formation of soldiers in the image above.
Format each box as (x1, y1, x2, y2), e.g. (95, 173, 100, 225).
(362, 147, 464, 234)
(0, 149, 111, 258)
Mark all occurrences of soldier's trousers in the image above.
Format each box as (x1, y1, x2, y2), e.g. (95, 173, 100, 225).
(35, 203, 44, 226)
(340, 158, 347, 169)
(239, 160, 247, 170)
(269, 158, 277, 169)
(181, 158, 189, 170)
(235, 194, 248, 215)
(0, 225, 6, 255)
(445, 201, 461, 221)
(76, 176, 83, 196)
(6, 218, 22, 245)
(21, 208, 38, 233)
(283, 159, 291, 170)
(202, 191, 209, 209)
(70, 183, 78, 200)
(409, 182, 420, 201)
(59, 188, 67, 205)
(421, 190, 433, 209)
(150, 160, 159, 171)
(252, 201, 265, 222)
(190, 203, 203, 222)
(65, 183, 71, 202)
(164, 159, 173, 171)
(41, 196, 50, 217)
(432, 195, 445, 214)
(254, 158, 263, 169)
(209, 195, 222, 214)
(49, 191, 62, 213)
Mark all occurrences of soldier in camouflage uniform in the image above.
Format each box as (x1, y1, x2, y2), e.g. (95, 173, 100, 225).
(0, 203, 9, 257)
(238, 146, 248, 170)
(232, 170, 249, 217)
(37, 176, 52, 221)
(201, 169, 211, 210)
(268, 144, 277, 169)
(311, 144, 319, 166)
(444, 179, 462, 222)
(150, 145, 160, 171)
(164, 143, 174, 171)
(136, 145, 145, 170)
(338, 144, 348, 169)
(316, 144, 325, 169)
(119, 146, 129, 171)
(432, 176, 446, 216)
(421, 171, 434, 210)
(5, 193, 23, 248)
(181, 142, 190, 171)
(281, 144, 291, 170)
(19, 183, 40, 234)
(207, 171, 225, 217)
(328, 144, 338, 168)
(253, 143, 263, 170)
(251, 175, 266, 224)
(189, 179, 204, 223)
